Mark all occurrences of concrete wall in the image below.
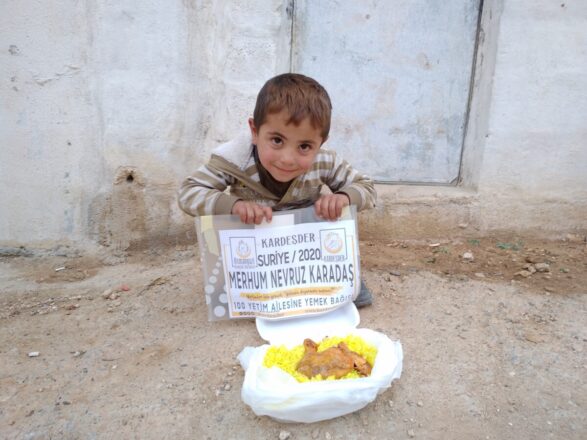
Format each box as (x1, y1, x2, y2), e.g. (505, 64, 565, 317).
(367, 0, 587, 239)
(1, 0, 290, 251)
(476, 0, 587, 233)
(1, 0, 586, 252)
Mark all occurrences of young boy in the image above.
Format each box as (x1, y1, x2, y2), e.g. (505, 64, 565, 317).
(178, 73, 376, 306)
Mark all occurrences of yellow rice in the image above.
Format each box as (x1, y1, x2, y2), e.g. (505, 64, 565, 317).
(263, 334, 378, 382)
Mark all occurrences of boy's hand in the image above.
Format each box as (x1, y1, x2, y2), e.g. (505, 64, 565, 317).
(315, 193, 350, 221)
(232, 201, 273, 225)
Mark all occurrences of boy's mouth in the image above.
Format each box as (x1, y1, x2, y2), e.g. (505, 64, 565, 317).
(274, 166, 298, 173)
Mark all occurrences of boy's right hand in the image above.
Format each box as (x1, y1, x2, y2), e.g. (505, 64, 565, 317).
(231, 201, 273, 225)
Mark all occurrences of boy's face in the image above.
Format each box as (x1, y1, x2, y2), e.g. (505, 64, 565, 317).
(249, 110, 325, 183)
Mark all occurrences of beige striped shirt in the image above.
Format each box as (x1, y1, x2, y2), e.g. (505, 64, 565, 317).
(178, 133, 376, 216)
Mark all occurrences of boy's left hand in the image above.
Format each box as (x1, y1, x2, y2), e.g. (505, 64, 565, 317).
(315, 193, 350, 221)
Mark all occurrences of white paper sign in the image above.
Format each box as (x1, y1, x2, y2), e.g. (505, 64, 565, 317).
(219, 220, 359, 319)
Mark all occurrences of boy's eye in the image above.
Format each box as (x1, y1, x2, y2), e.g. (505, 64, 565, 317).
(299, 143, 313, 152)
(271, 137, 283, 146)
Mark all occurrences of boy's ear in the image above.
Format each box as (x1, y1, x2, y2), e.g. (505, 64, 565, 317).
(248, 118, 258, 143)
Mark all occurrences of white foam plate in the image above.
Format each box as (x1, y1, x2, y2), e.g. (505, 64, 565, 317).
(256, 302, 360, 345)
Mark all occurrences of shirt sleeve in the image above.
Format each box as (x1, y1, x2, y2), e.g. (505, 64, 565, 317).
(177, 162, 241, 216)
(324, 153, 377, 211)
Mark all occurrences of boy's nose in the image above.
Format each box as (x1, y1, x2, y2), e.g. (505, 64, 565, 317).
(280, 148, 296, 165)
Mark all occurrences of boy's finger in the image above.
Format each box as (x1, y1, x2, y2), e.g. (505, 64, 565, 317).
(263, 206, 273, 222)
(335, 199, 343, 219)
(249, 205, 257, 225)
(235, 204, 245, 223)
(245, 204, 255, 224)
(253, 205, 265, 225)
(328, 197, 337, 220)
(314, 199, 323, 218)
(322, 199, 332, 220)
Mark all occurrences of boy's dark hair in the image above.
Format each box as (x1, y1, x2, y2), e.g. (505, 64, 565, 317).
(253, 73, 332, 140)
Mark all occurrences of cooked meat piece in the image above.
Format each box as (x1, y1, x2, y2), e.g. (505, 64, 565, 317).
(338, 342, 373, 376)
(296, 338, 372, 379)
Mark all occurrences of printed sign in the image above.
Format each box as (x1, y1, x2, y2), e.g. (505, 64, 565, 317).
(218, 220, 359, 319)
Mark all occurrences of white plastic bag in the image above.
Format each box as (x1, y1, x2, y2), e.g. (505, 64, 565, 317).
(237, 328, 403, 423)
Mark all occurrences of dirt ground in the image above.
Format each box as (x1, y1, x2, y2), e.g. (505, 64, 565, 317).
(1, 235, 586, 440)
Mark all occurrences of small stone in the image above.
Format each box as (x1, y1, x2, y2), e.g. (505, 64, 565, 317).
(120, 284, 130, 292)
(474, 272, 485, 278)
(389, 270, 401, 277)
(28, 352, 40, 357)
(388, 400, 394, 407)
(407, 429, 415, 437)
(428, 243, 440, 247)
(325, 432, 332, 440)
(311, 428, 320, 439)
(278, 431, 291, 440)
(515, 270, 533, 278)
(112, 300, 122, 307)
(462, 252, 474, 261)
(524, 331, 544, 343)
(224, 383, 231, 391)
(102, 289, 113, 299)
(417, 401, 423, 407)
(109, 292, 120, 300)
(458, 223, 468, 229)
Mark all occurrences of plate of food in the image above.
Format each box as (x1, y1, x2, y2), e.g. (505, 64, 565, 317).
(238, 316, 403, 423)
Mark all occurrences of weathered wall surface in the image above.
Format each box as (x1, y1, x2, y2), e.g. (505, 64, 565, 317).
(1, 0, 586, 252)
(475, 1, 587, 233)
(371, 0, 587, 239)
(1, 0, 289, 251)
